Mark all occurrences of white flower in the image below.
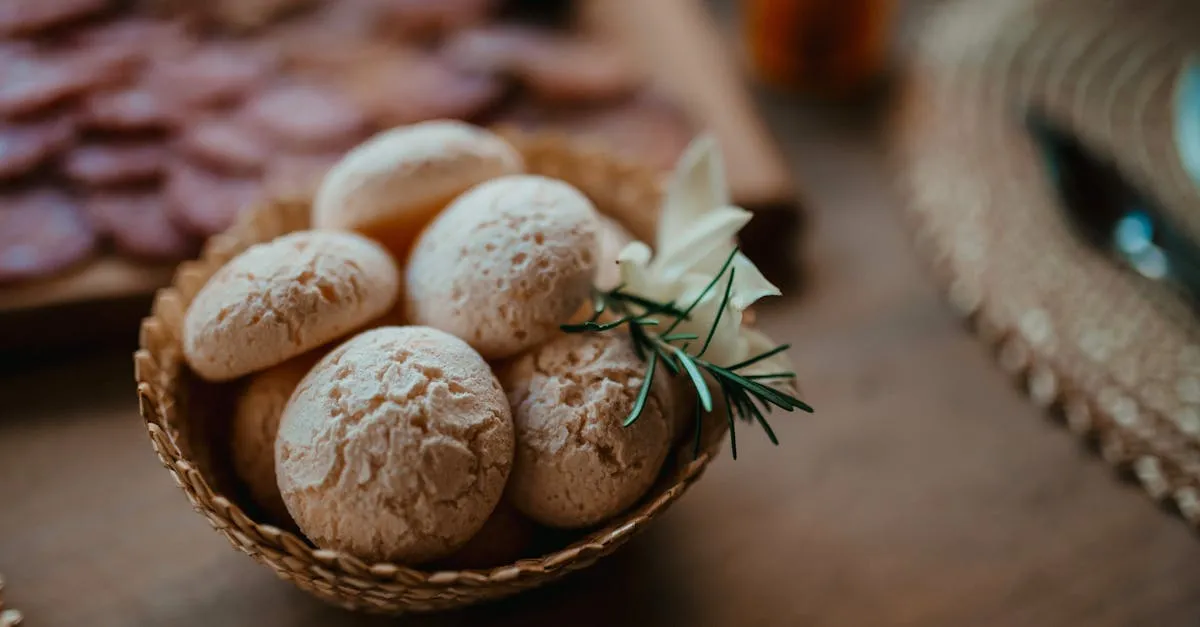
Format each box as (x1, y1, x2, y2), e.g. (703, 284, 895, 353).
(616, 135, 781, 366)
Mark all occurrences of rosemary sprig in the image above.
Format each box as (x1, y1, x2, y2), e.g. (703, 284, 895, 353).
(625, 352, 659, 427)
(560, 247, 813, 459)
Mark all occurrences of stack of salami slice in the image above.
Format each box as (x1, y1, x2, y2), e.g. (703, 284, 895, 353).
(0, 0, 693, 285)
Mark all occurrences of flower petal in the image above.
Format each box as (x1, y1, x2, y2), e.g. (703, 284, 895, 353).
(617, 240, 652, 266)
(618, 240, 685, 305)
(671, 285, 745, 365)
(658, 134, 728, 252)
(654, 206, 752, 281)
(728, 252, 781, 309)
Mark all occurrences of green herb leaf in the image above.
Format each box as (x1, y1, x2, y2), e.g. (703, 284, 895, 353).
(732, 386, 778, 445)
(711, 366, 806, 412)
(628, 322, 648, 361)
(721, 381, 738, 460)
(561, 315, 645, 333)
(650, 340, 681, 375)
(624, 351, 658, 427)
(567, 248, 814, 456)
(745, 372, 797, 381)
(697, 267, 735, 359)
(675, 347, 713, 412)
(728, 343, 791, 371)
(609, 290, 689, 318)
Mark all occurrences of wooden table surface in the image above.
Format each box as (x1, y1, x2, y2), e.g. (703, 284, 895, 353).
(6, 14, 1200, 627)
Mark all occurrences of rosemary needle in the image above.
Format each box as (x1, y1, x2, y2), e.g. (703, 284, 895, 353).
(676, 347, 713, 412)
(624, 351, 659, 427)
(559, 246, 812, 456)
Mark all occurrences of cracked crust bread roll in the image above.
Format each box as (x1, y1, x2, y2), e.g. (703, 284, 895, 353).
(230, 353, 321, 524)
(275, 326, 515, 564)
(312, 120, 523, 258)
(405, 174, 600, 360)
(500, 332, 672, 528)
(183, 230, 400, 382)
(434, 500, 534, 569)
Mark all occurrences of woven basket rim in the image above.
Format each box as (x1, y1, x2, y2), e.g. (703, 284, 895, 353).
(888, 0, 1200, 529)
(133, 130, 732, 607)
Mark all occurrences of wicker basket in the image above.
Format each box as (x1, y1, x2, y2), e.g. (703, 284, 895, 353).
(133, 131, 731, 614)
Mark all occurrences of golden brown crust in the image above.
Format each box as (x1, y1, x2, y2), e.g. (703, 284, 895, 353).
(275, 326, 514, 564)
(500, 332, 672, 528)
(312, 121, 523, 259)
(230, 352, 322, 523)
(183, 230, 400, 381)
(405, 175, 600, 361)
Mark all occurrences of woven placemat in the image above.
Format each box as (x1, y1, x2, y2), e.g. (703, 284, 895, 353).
(893, 0, 1200, 524)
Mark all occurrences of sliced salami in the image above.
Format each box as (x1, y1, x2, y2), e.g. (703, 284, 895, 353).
(177, 117, 270, 175)
(242, 83, 367, 151)
(73, 41, 145, 89)
(373, 0, 496, 40)
(82, 88, 179, 132)
(164, 162, 260, 237)
(74, 17, 189, 55)
(0, 53, 102, 118)
(342, 55, 504, 126)
(85, 192, 197, 260)
(148, 43, 274, 109)
(441, 25, 542, 75)
(62, 142, 168, 187)
(0, 0, 110, 37)
(0, 190, 97, 283)
(0, 117, 75, 180)
(200, 0, 314, 32)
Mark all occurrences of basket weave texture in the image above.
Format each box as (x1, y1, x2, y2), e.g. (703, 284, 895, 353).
(893, 0, 1200, 527)
(133, 131, 728, 614)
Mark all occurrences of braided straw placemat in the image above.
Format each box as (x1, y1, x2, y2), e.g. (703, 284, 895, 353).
(134, 130, 736, 614)
(893, 0, 1200, 525)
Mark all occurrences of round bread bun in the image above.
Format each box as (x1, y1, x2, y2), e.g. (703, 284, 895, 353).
(275, 326, 515, 564)
(230, 353, 321, 524)
(183, 230, 400, 381)
(312, 120, 523, 258)
(405, 174, 600, 360)
(433, 500, 535, 569)
(499, 331, 672, 528)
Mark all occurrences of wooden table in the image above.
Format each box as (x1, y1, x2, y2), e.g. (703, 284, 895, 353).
(6, 17, 1200, 627)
